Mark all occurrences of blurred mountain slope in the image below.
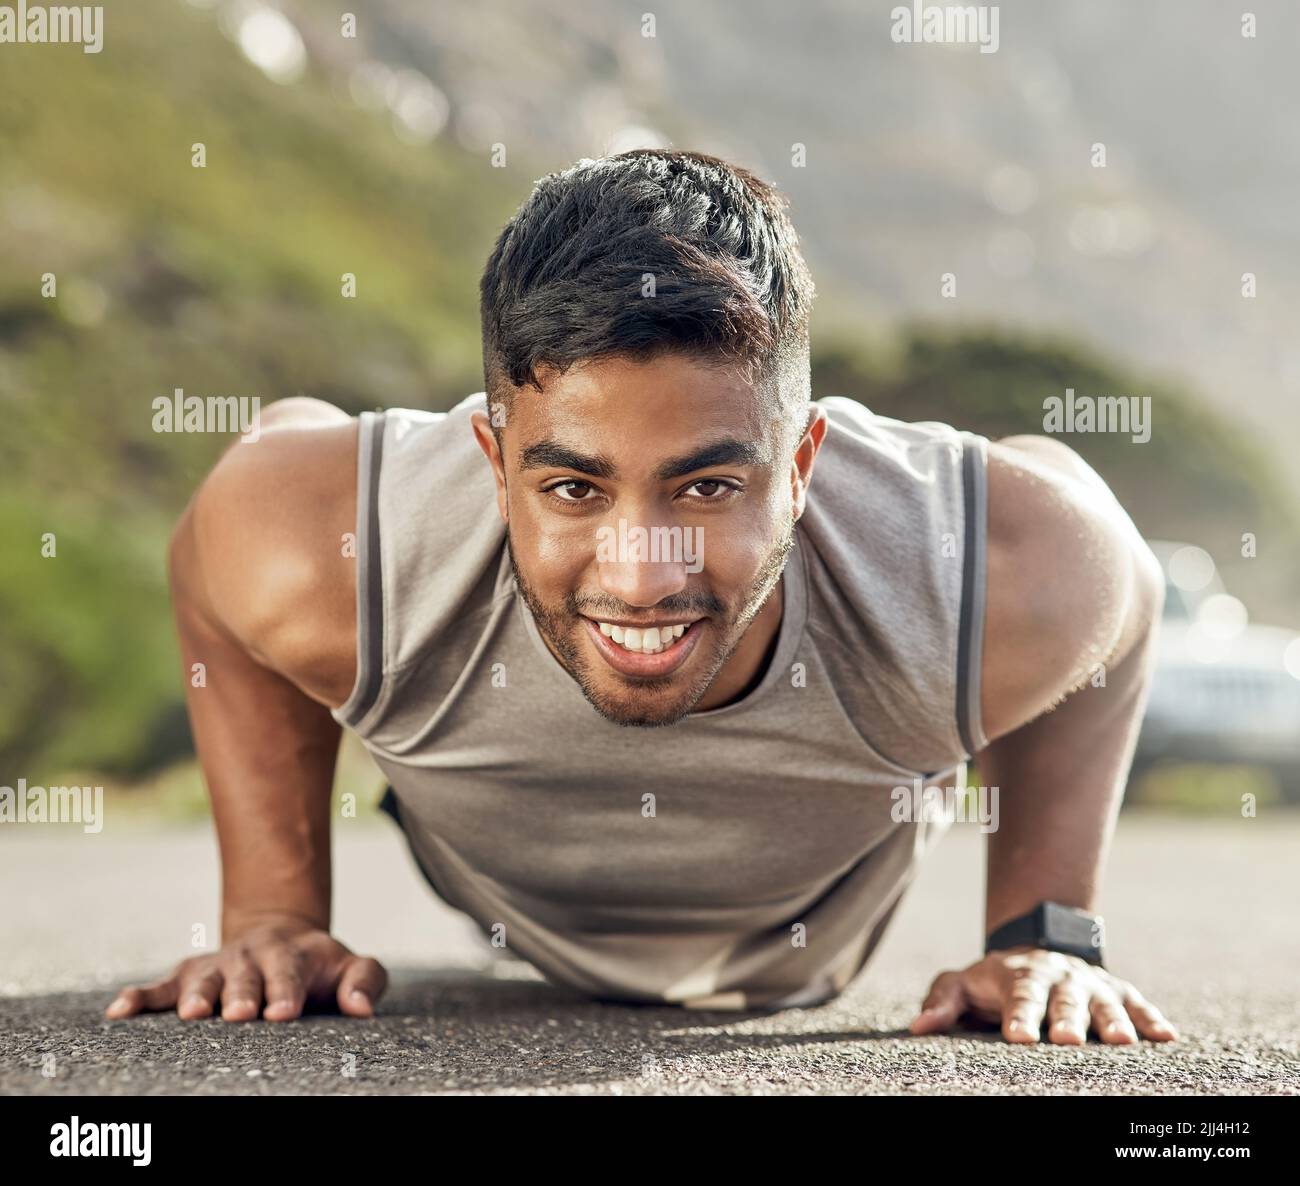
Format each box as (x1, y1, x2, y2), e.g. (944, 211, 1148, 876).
(337, 0, 1300, 495)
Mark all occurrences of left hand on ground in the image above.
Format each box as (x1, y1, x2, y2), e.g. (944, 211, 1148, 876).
(908, 946, 1179, 1045)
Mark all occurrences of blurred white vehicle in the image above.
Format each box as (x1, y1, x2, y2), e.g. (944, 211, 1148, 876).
(1131, 541, 1300, 800)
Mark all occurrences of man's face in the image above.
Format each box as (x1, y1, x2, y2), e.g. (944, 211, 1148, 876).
(472, 352, 822, 727)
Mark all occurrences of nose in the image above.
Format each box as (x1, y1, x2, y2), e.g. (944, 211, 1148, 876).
(595, 520, 691, 608)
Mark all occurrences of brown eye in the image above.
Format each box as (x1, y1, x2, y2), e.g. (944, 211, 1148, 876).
(686, 479, 736, 499)
(548, 481, 596, 502)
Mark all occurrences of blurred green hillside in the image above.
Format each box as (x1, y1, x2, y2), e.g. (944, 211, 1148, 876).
(0, 2, 524, 777)
(2, 3, 1297, 783)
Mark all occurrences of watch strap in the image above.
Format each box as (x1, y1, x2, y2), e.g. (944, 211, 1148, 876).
(985, 901, 1106, 967)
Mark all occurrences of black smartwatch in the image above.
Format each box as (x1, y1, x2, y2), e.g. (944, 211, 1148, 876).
(984, 901, 1106, 968)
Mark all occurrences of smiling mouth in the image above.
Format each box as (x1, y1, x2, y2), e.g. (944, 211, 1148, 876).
(580, 616, 705, 676)
(590, 619, 697, 655)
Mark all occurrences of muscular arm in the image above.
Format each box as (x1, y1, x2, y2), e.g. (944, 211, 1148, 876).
(977, 435, 1165, 936)
(108, 399, 382, 1022)
(173, 404, 359, 935)
(171, 503, 341, 935)
(910, 434, 1176, 1046)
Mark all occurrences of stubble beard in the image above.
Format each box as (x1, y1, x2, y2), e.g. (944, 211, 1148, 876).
(507, 517, 796, 728)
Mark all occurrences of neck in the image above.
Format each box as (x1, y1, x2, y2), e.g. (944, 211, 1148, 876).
(691, 577, 784, 712)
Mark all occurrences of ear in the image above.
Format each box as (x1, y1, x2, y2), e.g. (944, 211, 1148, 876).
(470, 410, 509, 523)
(789, 406, 828, 520)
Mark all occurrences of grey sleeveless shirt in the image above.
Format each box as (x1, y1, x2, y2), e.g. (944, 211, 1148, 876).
(332, 391, 989, 1010)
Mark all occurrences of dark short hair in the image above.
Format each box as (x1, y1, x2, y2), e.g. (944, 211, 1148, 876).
(479, 149, 815, 441)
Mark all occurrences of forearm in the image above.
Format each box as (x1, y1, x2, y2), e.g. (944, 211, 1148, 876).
(977, 610, 1159, 937)
(202, 663, 340, 939)
(171, 506, 341, 940)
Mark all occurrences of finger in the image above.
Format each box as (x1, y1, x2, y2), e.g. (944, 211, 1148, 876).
(909, 971, 968, 1034)
(1002, 965, 1051, 1044)
(337, 957, 388, 1018)
(176, 966, 224, 1020)
(1045, 976, 1091, 1045)
(1089, 991, 1138, 1045)
(1121, 986, 1179, 1042)
(105, 976, 179, 1019)
(257, 948, 308, 1022)
(219, 952, 265, 1023)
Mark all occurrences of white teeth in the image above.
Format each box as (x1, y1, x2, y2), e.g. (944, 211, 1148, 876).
(594, 620, 693, 654)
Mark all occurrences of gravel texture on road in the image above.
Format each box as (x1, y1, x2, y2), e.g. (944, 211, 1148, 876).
(3, 810, 1298, 1095)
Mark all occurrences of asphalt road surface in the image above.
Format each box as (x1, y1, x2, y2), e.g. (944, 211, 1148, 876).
(3, 810, 1298, 1095)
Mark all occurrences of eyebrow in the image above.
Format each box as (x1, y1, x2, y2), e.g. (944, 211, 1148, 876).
(517, 438, 768, 482)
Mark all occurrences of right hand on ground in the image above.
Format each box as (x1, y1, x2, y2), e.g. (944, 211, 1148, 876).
(104, 917, 389, 1022)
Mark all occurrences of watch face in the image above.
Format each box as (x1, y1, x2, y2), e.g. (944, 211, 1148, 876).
(1043, 903, 1104, 959)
